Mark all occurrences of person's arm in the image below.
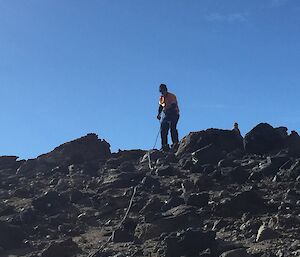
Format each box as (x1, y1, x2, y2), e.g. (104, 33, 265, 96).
(157, 105, 163, 120)
(158, 105, 163, 115)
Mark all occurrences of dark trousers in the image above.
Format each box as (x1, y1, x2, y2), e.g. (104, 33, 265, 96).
(161, 112, 179, 147)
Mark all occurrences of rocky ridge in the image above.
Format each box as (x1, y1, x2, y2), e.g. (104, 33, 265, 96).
(0, 124, 299, 257)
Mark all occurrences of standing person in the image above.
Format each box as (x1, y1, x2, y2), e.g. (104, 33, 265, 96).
(157, 84, 180, 151)
(232, 122, 241, 136)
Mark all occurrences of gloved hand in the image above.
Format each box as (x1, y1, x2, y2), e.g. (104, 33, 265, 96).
(157, 114, 161, 120)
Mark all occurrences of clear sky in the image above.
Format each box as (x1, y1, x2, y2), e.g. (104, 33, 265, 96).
(1, 0, 300, 159)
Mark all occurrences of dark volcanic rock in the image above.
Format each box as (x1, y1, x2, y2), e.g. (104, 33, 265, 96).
(244, 123, 287, 155)
(0, 221, 25, 250)
(1, 125, 300, 257)
(163, 228, 216, 257)
(135, 205, 202, 240)
(0, 156, 21, 170)
(220, 248, 252, 257)
(112, 219, 137, 243)
(192, 143, 223, 165)
(156, 165, 177, 176)
(41, 238, 81, 257)
(161, 196, 185, 211)
(214, 190, 267, 217)
(176, 129, 244, 157)
(102, 172, 144, 189)
(18, 134, 111, 174)
(112, 227, 134, 242)
(221, 166, 249, 184)
(32, 191, 68, 214)
(186, 192, 209, 207)
(38, 133, 111, 164)
(0, 202, 14, 216)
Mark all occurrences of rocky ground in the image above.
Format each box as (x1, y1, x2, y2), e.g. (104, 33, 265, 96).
(0, 123, 300, 257)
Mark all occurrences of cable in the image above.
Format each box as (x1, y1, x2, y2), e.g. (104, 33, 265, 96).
(89, 121, 162, 257)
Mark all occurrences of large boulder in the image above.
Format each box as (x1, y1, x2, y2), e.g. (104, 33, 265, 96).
(285, 130, 300, 157)
(0, 156, 23, 170)
(176, 129, 243, 157)
(244, 123, 287, 155)
(192, 143, 223, 165)
(17, 134, 111, 174)
(32, 191, 68, 214)
(163, 228, 216, 257)
(214, 190, 267, 217)
(38, 133, 111, 164)
(135, 205, 203, 240)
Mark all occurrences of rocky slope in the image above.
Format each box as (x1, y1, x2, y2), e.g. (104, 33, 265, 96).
(0, 124, 300, 257)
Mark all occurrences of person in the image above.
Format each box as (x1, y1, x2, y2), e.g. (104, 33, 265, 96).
(232, 122, 241, 136)
(157, 84, 180, 151)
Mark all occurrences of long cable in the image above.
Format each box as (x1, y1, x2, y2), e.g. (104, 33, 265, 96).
(148, 124, 161, 170)
(89, 121, 162, 257)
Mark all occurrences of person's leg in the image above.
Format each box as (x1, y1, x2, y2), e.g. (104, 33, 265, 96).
(160, 118, 170, 149)
(170, 114, 179, 145)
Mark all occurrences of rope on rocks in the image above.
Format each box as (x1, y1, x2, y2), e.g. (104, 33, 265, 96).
(89, 123, 161, 257)
(88, 186, 138, 257)
(148, 121, 161, 170)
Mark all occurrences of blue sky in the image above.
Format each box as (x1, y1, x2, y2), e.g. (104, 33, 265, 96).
(1, 0, 300, 159)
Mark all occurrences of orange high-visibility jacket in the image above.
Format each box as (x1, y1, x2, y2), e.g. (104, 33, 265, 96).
(159, 92, 179, 114)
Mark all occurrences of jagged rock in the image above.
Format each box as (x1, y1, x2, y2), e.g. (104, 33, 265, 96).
(141, 150, 165, 164)
(2, 124, 300, 256)
(0, 221, 25, 250)
(192, 174, 213, 189)
(161, 196, 185, 211)
(0, 202, 14, 216)
(108, 149, 146, 167)
(244, 123, 287, 154)
(221, 166, 249, 184)
(285, 130, 300, 157)
(141, 197, 164, 214)
(119, 161, 136, 172)
(279, 159, 300, 180)
(16, 158, 38, 174)
(69, 189, 86, 204)
(112, 219, 137, 243)
(39, 133, 111, 164)
(141, 175, 161, 192)
(18, 134, 111, 174)
(218, 159, 236, 168)
(13, 186, 33, 198)
(156, 165, 177, 176)
(185, 192, 209, 207)
(253, 155, 291, 179)
(0, 156, 21, 170)
(32, 191, 68, 214)
(102, 172, 144, 189)
(256, 224, 279, 242)
(220, 248, 252, 257)
(259, 253, 277, 257)
(112, 227, 134, 242)
(192, 143, 223, 165)
(135, 205, 202, 240)
(19, 207, 36, 224)
(163, 228, 216, 257)
(176, 129, 243, 157)
(214, 190, 267, 217)
(275, 214, 300, 229)
(41, 238, 81, 257)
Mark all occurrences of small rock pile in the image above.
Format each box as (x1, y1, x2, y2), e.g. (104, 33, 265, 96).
(0, 123, 299, 257)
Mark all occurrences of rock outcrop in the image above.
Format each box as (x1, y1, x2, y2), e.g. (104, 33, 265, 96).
(0, 125, 299, 257)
